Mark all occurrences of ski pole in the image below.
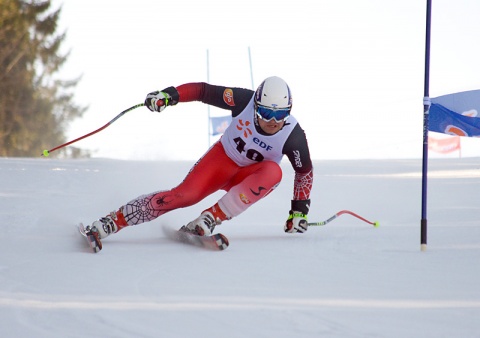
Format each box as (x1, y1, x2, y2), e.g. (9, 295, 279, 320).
(42, 103, 144, 157)
(308, 210, 379, 227)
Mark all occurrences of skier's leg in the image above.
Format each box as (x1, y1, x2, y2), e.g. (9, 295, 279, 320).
(183, 160, 283, 235)
(88, 142, 239, 238)
(218, 160, 283, 218)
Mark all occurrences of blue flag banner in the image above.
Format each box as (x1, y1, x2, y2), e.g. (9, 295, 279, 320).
(210, 115, 231, 136)
(429, 90, 480, 137)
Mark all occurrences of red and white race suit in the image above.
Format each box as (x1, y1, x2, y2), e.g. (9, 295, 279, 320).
(120, 82, 313, 226)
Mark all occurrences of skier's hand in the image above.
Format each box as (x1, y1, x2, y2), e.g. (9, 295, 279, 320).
(144, 87, 179, 112)
(284, 211, 308, 233)
(145, 91, 172, 112)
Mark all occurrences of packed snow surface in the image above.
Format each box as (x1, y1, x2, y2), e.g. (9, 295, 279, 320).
(1, 157, 479, 337)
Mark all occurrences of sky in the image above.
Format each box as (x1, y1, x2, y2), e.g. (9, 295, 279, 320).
(1, 157, 480, 337)
(49, 0, 480, 161)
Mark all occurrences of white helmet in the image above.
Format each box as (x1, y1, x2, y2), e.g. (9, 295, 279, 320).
(254, 76, 292, 122)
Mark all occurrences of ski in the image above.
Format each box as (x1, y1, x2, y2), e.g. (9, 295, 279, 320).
(163, 226, 229, 251)
(78, 223, 102, 253)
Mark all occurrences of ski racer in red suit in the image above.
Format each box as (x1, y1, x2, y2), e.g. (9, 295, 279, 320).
(85, 76, 314, 246)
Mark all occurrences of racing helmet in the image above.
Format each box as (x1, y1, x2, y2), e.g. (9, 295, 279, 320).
(254, 76, 292, 122)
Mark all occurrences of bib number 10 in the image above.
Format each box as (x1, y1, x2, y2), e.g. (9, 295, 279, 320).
(233, 137, 264, 162)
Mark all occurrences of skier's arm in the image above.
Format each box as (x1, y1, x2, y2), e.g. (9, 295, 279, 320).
(283, 124, 313, 233)
(177, 82, 254, 116)
(145, 82, 254, 116)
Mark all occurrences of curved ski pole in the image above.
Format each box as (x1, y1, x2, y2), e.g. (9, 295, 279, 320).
(41, 103, 145, 156)
(308, 210, 379, 227)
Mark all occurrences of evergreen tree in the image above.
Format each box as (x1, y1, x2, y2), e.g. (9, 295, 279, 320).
(0, 0, 88, 157)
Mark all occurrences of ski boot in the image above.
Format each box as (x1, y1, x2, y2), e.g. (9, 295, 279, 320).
(180, 203, 228, 236)
(84, 210, 127, 251)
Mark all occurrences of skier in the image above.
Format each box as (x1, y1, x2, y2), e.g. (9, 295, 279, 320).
(84, 76, 313, 248)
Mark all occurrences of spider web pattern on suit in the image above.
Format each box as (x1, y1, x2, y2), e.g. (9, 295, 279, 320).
(293, 170, 313, 201)
(123, 191, 168, 225)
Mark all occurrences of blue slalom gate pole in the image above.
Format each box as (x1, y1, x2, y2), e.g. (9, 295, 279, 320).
(421, 0, 432, 252)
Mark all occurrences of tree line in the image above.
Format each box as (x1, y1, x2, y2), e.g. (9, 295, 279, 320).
(0, 0, 88, 157)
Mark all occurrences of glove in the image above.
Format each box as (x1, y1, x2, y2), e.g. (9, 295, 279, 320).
(144, 86, 179, 112)
(284, 211, 308, 233)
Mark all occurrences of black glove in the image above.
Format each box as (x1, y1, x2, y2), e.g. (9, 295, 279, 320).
(284, 211, 308, 233)
(284, 199, 310, 233)
(144, 86, 179, 112)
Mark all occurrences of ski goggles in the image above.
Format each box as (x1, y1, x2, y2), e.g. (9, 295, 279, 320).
(255, 104, 291, 123)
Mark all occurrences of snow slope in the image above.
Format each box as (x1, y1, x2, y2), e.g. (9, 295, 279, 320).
(1, 157, 479, 338)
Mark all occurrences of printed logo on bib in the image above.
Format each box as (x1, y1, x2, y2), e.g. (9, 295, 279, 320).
(236, 119, 252, 138)
(223, 89, 235, 106)
(253, 138, 273, 151)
